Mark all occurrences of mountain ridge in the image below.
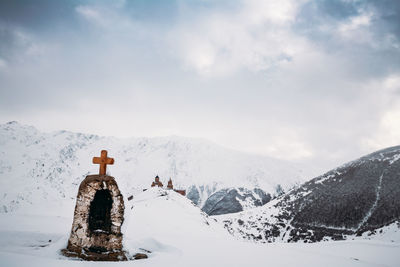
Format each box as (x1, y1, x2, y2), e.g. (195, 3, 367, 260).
(0, 121, 308, 214)
(220, 145, 400, 242)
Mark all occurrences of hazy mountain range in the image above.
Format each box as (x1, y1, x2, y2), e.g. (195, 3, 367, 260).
(0, 121, 310, 214)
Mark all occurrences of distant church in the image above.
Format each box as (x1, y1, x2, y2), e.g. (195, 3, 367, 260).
(151, 175, 163, 187)
(151, 175, 186, 196)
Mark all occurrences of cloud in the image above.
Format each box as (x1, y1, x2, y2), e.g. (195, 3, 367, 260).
(337, 12, 373, 42)
(364, 107, 400, 149)
(296, 0, 400, 52)
(76, 6, 102, 22)
(0, 57, 7, 69)
(361, 73, 400, 150)
(167, 0, 306, 76)
(0, 0, 399, 172)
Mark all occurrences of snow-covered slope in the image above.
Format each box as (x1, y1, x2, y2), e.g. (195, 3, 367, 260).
(0, 121, 309, 214)
(220, 145, 400, 243)
(1, 188, 399, 267)
(123, 187, 227, 258)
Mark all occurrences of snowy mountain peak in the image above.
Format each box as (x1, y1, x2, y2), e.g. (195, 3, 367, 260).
(1, 121, 39, 139)
(0, 121, 309, 214)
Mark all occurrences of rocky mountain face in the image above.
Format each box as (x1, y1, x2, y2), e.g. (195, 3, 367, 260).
(200, 187, 271, 216)
(0, 121, 308, 214)
(185, 184, 275, 216)
(220, 146, 400, 242)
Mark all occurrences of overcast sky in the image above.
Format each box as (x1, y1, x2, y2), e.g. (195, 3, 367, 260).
(0, 0, 399, 171)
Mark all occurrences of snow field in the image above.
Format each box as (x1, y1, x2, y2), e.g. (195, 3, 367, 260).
(0, 188, 399, 267)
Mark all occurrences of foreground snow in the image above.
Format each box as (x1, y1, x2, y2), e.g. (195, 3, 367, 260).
(0, 188, 398, 267)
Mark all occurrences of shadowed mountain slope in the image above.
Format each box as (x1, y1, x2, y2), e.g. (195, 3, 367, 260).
(221, 146, 400, 242)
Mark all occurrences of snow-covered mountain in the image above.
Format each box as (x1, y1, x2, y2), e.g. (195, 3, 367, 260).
(219, 145, 400, 243)
(0, 121, 309, 214)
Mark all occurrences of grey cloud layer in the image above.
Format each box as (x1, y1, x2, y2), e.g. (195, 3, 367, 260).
(0, 0, 399, 172)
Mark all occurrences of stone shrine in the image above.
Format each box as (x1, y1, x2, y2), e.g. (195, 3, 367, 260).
(62, 150, 125, 261)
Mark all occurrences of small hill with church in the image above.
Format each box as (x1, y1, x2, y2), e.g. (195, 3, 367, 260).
(219, 145, 400, 243)
(122, 187, 230, 258)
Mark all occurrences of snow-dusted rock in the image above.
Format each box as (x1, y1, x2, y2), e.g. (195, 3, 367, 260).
(201, 187, 271, 215)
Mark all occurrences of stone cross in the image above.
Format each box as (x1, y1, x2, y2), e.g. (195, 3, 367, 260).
(92, 150, 114, 175)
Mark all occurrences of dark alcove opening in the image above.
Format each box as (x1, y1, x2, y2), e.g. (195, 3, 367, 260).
(89, 189, 113, 233)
